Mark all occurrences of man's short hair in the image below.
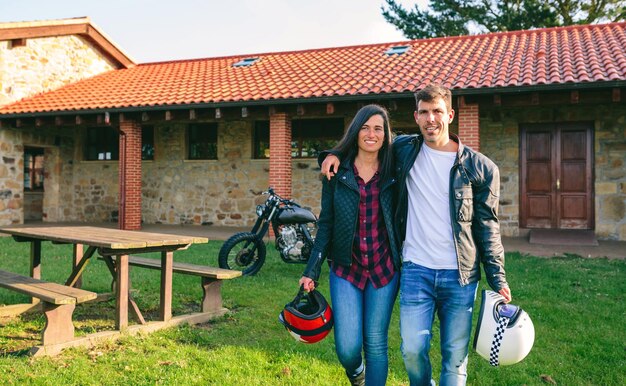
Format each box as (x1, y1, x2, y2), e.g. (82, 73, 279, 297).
(414, 84, 452, 111)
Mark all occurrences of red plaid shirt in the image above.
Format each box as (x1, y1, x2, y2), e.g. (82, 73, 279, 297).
(331, 165, 396, 289)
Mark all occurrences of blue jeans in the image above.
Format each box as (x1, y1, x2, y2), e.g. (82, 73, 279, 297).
(399, 262, 478, 386)
(329, 270, 399, 386)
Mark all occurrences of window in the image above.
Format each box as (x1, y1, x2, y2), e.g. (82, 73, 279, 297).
(84, 127, 119, 160)
(10, 38, 26, 48)
(187, 123, 218, 160)
(254, 121, 270, 158)
(385, 45, 410, 55)
(84, 126, 155, 161)
(254, 118, 344, 159)
(142, 126, 155, 160)
(24, 147, 44, 191)
(233, 57, 260, 67)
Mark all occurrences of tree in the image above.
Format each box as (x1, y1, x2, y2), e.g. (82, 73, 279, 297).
(382, 0, 626, 39)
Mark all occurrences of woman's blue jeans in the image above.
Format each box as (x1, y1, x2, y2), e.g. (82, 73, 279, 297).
(399, 262, 478, 386)
(329, 270, 399, 385)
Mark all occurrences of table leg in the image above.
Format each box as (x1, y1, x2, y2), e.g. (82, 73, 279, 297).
(115, 254, 129, 330)
(66, 246, 96, 287)
(30, 240, 42, 304)
(102, 255, 146, 325)
(159, 251, 173, 322)
(72, 244, 84, 288)
(30, 240, 41, 280)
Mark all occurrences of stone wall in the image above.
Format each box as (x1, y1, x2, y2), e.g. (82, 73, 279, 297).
(139, 120, 324, 227)
(1, 99, 623, 240)
(0, 125, 72, 224)
(0, 129, 22, 224)
(0, 35, 116, 106)
(478, 115, 521, 237)
(594, 105, 626, 240)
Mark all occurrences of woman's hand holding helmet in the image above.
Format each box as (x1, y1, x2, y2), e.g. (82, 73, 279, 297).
(299, 276, 316, 292)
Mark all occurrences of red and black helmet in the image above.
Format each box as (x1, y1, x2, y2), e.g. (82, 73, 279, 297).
(279, 287, 333, 344)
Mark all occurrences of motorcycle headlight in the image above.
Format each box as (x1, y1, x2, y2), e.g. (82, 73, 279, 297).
(256, 205, 264, 217)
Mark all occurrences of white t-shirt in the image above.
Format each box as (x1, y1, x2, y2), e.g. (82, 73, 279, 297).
(402, 144, 458, 269)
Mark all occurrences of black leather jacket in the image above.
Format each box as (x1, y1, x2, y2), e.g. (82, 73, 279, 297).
(302, 161, 400, 281)
(394, 133, 508, 291)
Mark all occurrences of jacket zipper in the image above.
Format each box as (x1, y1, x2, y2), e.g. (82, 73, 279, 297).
(398, 137, 422, 243)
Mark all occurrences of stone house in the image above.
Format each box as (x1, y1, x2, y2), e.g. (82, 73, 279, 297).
(0, 17, 134, 223)
(0, 18, 625, 240)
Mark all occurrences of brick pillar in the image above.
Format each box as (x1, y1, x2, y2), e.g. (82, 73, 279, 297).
(118, 120, 142, 230)
(269, 113, 292, 199)
(458, 103, 480, 151)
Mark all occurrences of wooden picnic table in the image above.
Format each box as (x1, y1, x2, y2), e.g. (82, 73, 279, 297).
(0, 225, 208, 330)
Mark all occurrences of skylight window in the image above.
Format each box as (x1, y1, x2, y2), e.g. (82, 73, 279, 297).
(233, 57, 260, 67)
(385, 45, 410, 55)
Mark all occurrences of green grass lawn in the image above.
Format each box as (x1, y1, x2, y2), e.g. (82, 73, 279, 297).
(0, 236, 623, 385)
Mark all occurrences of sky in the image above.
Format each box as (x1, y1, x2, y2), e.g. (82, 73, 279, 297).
(0, 0, 426, 64)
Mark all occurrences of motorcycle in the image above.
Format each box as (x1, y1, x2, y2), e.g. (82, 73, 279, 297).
(218, 187, 317, 276)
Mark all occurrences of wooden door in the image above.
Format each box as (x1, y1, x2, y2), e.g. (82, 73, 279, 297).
(520, 123, 593, 229)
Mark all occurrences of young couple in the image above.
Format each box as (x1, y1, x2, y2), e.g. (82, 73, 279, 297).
(298, 84, 512, 386)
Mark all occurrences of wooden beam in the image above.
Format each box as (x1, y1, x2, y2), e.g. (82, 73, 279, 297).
(75, 115, 82, 125)
(458, 96, 467, 108)
(141, 112, 149, 122)
(189, 109, 196, 120)
(165, 111, 172, 121)
(613, 88, 621, 102)
(326, 102, 334, 115)
(0, 24, 88, 40)
(531, 93, 539, 105)
(570, 91, 579, 104)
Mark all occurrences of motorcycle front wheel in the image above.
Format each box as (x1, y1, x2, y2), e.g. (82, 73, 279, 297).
(218, 232, 266, 276)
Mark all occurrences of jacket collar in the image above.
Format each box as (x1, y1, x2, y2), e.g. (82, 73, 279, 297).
(414, 132, 466, 163)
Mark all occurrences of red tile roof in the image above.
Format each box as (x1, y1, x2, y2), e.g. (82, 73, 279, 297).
(2, 22, 625, 116)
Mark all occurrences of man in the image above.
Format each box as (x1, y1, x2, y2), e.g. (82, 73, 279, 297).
(320, 83, 511, 386)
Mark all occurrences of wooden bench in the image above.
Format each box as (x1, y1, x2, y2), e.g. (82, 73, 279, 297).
(100, 256, 241, 314)
(0, 270, 97, 346)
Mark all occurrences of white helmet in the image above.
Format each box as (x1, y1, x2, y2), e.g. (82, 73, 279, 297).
(473, 290, 535, 366)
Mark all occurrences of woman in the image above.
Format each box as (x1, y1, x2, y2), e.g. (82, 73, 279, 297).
(299, 104, 400, 386)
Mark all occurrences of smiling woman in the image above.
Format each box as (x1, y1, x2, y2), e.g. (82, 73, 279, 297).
(298, 104, 400, 385)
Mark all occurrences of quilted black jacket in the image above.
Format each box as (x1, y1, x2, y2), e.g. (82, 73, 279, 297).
(302, 161, 400, 281)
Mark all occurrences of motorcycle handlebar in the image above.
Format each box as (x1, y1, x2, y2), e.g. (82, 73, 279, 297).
(262, 187, 299, 207)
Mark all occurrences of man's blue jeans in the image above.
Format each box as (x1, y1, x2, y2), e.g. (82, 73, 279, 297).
(330, 270, 399, 385)
(399, 262, 478, 386)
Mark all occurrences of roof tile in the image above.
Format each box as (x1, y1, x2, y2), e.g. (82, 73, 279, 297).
(2, 22, 625, 115)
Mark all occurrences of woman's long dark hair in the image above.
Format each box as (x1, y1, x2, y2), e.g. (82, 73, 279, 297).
(331, 104, 394, 182)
